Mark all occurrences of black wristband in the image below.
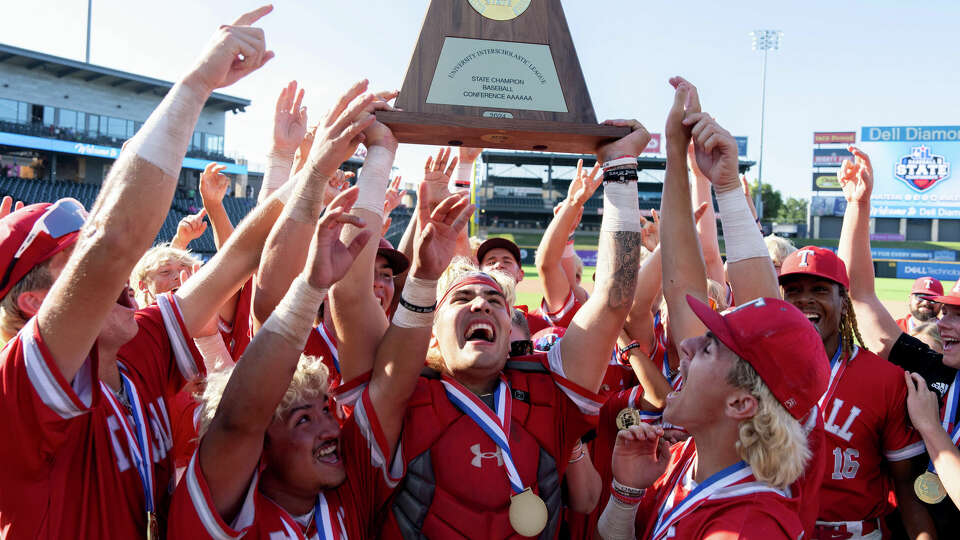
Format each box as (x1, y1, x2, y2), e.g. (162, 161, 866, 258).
(399, 297, 436, 313)
(602, 168, 638, 183)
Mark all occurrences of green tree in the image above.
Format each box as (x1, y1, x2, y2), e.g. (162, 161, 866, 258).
(776, 197, 808, 223)
(749, 180, 783, 221)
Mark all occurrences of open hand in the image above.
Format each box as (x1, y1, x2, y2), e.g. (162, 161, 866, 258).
(184, 5, 274, 94)
(639, 209, 660, 251)
(272, 81, 308, 156)
(422, 147, 458, 210)
(304, 186, 372, 289)
(838, 146, 874, 204)
(0, 196, 24, 219)
(383, 176, 404, 216)
(199, 162, 230, 205)
(304, 80, 377, 179)
(611, 423, 671, 489)
(412, 184, 474, 280)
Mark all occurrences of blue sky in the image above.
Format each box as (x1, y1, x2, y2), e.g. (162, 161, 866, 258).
(5, 0, 959, 197)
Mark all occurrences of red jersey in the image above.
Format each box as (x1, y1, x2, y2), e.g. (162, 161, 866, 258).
(0, 292, 202, 539)
(635, 440, 804, 540)
(816, 346, 925, 524)
(217, 278, 254, 361)
(303, 321, 341, 390)
(168, 388, 400, 539)
(535, 289, 583, 329)
(379, 348, 602, 539)
(895, 314, 921, 333)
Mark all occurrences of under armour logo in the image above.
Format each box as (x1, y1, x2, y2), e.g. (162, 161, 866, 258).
(470, 444, 504, 468)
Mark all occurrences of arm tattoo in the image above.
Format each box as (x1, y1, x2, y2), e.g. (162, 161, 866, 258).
(600, 231, 642, 310)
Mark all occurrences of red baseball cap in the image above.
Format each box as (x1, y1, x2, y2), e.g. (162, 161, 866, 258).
(476, 237, 522, 267)
(376, 237, 409, 276)
(0, 199, 86, 300)
(778, 245, 849, 289)
(911, 276, 944, 296)
(686, 295, 829, 421)
(924, 279, 960, 307)
(532, 326, 565, 352)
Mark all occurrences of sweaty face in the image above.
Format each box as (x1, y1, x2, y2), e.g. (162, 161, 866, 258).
(663, 332, 739, 429)
(435, 283, 512, 388)
(481, 248, 522, 284)
(143, 261, 191, 301)
(910, 293, 941, 322)
(263, 396, 345, 496)
(373, 256, 395, 312)
(938, 304, 960, 368)
(780, 275, 843, 348)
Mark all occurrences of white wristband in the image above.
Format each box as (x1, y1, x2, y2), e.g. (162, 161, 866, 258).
(597, 495, 639, 540)
(283, 171, 328, 224)
(193, 333, 234, 372)
(264, 151, 294, 190)
(261, 276, 328, 349)
(602, 156, 638, 170)
(354, 145, 395, 217)
(393, 275, 438, 328)
(124, 82, 205, 178)
(601, 181, 643, 233)
(449, 162, 474, 193)
(716, 188, 768, 263)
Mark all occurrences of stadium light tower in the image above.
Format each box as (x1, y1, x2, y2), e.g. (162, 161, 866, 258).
(749, 29, 782, 220)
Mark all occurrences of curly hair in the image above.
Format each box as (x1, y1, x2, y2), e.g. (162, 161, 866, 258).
(839, 287, 867, 358)
(195, 354, 330, 438)
(727, 357, 811, 490)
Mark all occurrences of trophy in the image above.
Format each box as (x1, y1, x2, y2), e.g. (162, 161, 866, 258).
(376, 0, 628, 153)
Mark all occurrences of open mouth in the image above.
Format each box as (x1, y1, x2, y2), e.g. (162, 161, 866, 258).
(803, 311, 822, 325)
(944, 337, 958, 353)
(464, 321, 496, 343)
(314, 439, 339, 465)
(117, 287, 136, 309)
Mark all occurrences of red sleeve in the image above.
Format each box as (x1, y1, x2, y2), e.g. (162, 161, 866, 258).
(119, 293, 204, 397)
(339, 388, 403, 515)
(881, 364, 926, 462)
(170, 451, 258, 539)
(0, 320, 99, 467)
(537, 290, 582, 329)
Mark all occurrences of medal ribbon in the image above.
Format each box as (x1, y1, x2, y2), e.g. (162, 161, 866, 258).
(927, 370, 960, 474)
(441, 374, 527, 495)
(650, 441, 752, 540)
(101, 373, 156, 515)
(817, 342, 855, 409)
(313, 492, 345, 540)
(316, 324, 340, 374)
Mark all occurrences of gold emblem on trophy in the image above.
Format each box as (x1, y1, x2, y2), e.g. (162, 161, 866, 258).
(467, 0, 532, 21)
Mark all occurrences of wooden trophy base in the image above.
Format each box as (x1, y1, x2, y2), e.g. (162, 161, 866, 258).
(376, 111, 628, 154)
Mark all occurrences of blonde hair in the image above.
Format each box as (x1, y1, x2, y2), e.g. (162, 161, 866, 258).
(0, 260, 54, 339)
(130, 244, 202, 306)
(195, 354, 330, 438)
(727, 357, 810, 490)
(707, 279, 730, 312)
(911, 322, 944, 353)
(765, 235, 797, 268)
(426, 257, 517, 370)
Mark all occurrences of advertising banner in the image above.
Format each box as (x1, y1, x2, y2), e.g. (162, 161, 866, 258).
(813, 148, 853, 166)
(642, 134, 661, 155)
(812, 171, 842, 191)
(814, 132, 856, 144)
(895, 261, 960, 281)
(860, 126, 959, 219)
(735, 136, 748, 157)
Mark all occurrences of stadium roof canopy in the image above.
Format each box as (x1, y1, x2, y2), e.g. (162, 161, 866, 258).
(0, 42, 250, 112)
(481, 149, 756, 172)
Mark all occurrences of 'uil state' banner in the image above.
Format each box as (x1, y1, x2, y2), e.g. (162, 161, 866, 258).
(860, 126, 959, 220)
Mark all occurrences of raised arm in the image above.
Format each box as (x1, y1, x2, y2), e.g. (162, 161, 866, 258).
(369, 187, 474, 453)
(252, 82, 377, 332)
(257, 81, 307, 204)
(559, 121, 649, 392)
(681, 78, 778, 304)
(327, 94, 403, 383)
(536, 160, 600, 312)
(37, 6, 273, 380)
(170, 209, 208, 251)
(688, 143, 725, 285)
(835, 147, 902, 357)
(199, 190, 370, 519)
(199, 162, 234, 249)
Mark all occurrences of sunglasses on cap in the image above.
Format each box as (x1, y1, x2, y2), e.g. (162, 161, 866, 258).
(0, 198, 87, 292)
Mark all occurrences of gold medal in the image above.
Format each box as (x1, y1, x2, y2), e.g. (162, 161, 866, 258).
(914, 471, 947, 505)
(146, 511, 160, 540)
(509, 488, 548, 537)
(616, 407, 641, 430)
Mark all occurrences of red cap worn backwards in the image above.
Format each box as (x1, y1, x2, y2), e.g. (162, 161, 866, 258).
(686, 295, 829, 421)
(924, 279, 960, 307)
(778, 245, 849, 289)
(912, 276, 944, 296)
(0, 199, 87, 300)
